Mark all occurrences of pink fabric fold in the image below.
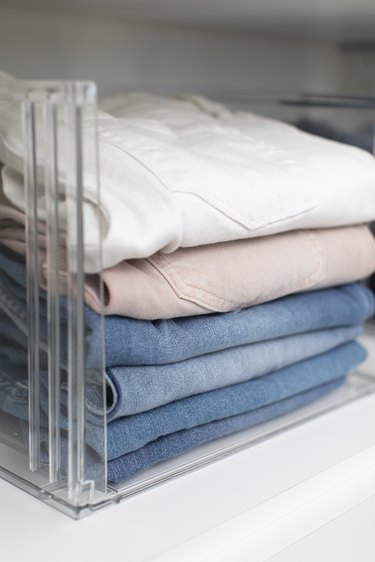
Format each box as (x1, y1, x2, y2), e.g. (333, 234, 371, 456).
(1, 175, 374, 320)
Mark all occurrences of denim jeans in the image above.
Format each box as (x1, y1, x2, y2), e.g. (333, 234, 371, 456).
(105, 378, 344, 483)
(4, 341, 365, 461)
(33, 378, 344, 483)
(0, 324, 362, 421)
(98, 342, 365, 460)
(0, 245, 373, 369)
(105, 325, 361, 417)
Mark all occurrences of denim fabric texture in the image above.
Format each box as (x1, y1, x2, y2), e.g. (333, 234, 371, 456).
(100, 284, 374, 367)
(106, 325, 361, 417)
(105, 378, 345, 483)
(0, 244, 373, 370)
(33, 378, 344, 483)
(0, 245, 369, 476)
(0, 324, 362, 421)
(6, 342, 365, 461)
(78, 341, 364, 460)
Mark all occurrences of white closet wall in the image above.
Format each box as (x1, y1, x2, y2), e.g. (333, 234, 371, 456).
(0, 6, 345, 96)
(337, 46, 375, 95)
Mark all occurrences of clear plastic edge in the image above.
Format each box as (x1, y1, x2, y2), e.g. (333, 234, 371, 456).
(0, 74, 108, 516)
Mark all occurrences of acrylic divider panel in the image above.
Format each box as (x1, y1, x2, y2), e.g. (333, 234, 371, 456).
(0, 74, 108, 516)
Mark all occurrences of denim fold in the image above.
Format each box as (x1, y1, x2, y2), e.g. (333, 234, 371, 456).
(89, 342, 365, 460)
(34, 378, 345, 483)
(0, 244, 373, 370)
(106, 325, 362, 417)
(10, 342, 364, 461)
(0, 325, 363, 422)
(105, 378, 345, 483)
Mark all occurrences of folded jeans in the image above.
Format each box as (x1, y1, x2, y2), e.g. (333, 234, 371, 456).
(0, 324, 363, 420)
(0, 244, 373, 369)
(37, 378, 345, 483)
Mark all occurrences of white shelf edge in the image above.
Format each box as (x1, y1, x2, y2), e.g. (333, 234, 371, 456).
(154, 445, 375, 562)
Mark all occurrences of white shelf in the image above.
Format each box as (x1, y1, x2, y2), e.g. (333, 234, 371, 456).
(1, 388, 375, 561)
(269, 495, 375, 562)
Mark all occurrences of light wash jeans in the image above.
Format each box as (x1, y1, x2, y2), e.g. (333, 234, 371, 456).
(3, 341, 366, 461)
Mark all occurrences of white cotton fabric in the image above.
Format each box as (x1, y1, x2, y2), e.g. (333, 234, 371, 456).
(1, 87, 375, 272)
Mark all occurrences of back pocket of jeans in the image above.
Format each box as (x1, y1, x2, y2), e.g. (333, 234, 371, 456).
(148, 230, 325, 313)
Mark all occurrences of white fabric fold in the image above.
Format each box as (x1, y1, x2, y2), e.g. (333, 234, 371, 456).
(1, 85, 375, 272)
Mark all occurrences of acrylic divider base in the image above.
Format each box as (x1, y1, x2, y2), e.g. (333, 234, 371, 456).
(0, 367, 374, 519)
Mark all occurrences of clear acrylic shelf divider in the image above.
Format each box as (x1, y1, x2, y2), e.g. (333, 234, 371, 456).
(0, 74, 374, 518)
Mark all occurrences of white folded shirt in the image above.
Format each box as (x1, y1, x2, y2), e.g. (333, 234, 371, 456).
(1, 89, 375, 272)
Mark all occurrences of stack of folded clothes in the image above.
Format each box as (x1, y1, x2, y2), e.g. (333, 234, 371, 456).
(0, 89, 375, 483)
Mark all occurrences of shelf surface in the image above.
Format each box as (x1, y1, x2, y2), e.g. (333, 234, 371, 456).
(0, 391, 375, 561)
(269, 494, 375, 562)
(1, 0, 375, 42)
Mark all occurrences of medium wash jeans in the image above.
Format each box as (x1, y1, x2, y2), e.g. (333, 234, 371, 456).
(3, 342, 366, 461)
(99, 342, 366, 460)
(104, 378, 344, 483)
(39, 378, 343, 483)
(0, 324, 362, 421)
(0, 244, 373, 369)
